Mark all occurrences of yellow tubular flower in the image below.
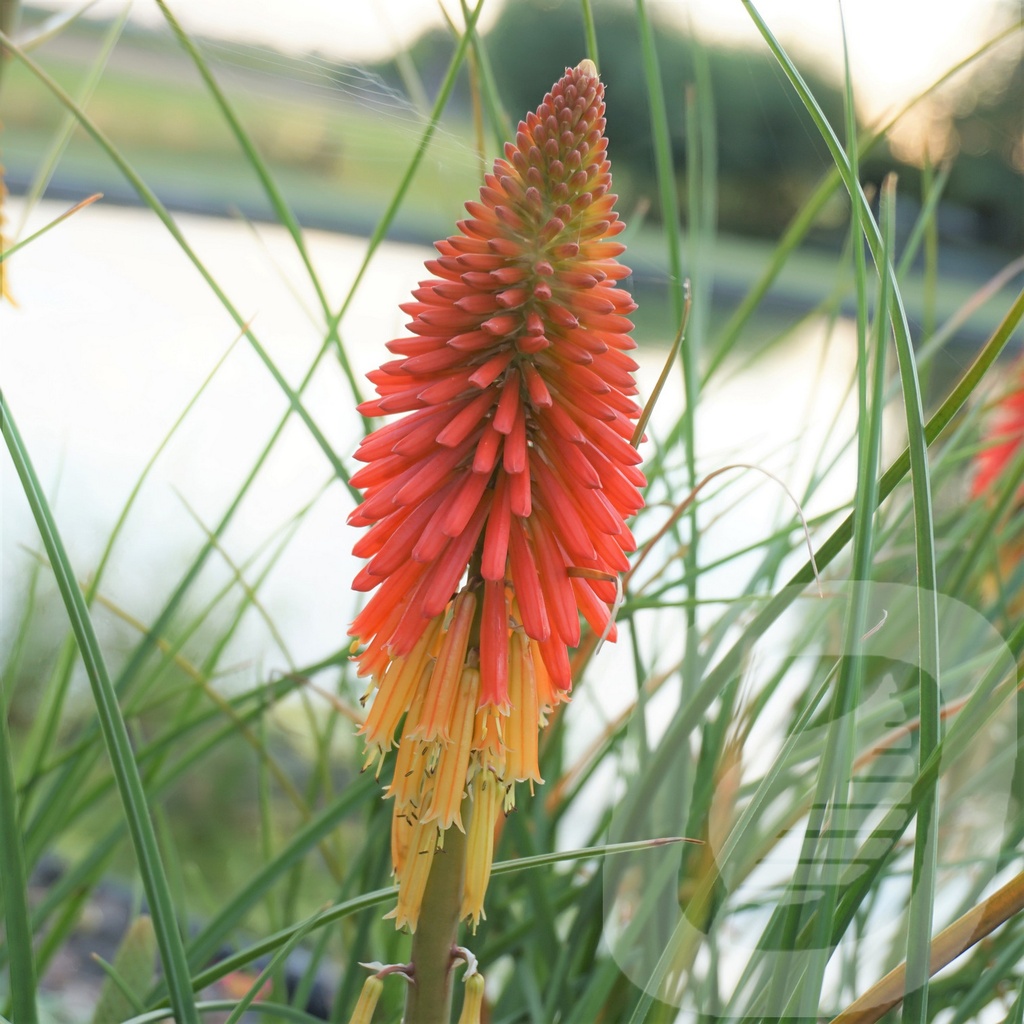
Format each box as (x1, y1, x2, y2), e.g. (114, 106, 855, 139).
(361, 615, 443, 753)
(457, 973, 486, 1024)
(391, 796, 413, 879)
(384, 666, 433, 803)
(505, 630, 543, 784)
(409, 590, 477, 742)
(461, 768, 502, 928)
(346, 975, 384, 1024)
(426, 668, 480, 829)
(389, 818, 440, 932)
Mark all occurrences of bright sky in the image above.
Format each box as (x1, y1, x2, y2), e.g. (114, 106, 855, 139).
(29, 0, 1018, 126)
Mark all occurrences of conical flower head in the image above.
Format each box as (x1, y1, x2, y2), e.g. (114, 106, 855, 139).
(347, 60, 645, 929)
(350, 59, 643, 695)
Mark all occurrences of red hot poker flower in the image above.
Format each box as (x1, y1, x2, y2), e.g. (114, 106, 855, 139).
(972, 359, 1024, 503)
(348, 59, 645, 929)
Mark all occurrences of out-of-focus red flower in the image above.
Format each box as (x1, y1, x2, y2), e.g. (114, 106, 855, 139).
(348, 59, 644, 930)
(0, 169, 17, 306)
(972, 360, 1024, 502)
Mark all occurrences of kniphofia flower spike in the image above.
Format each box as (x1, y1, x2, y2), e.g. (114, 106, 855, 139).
(348, 59, 645, 930)
(970, 360, 1024, 617)
(973, 358, 1024, 503)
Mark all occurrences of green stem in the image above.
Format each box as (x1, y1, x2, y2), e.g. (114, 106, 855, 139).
(404, 827, 468, 1024)
(0, 684, 39, 1024)
(0, 0, 18, 91)
(0, 394, 200, 1024)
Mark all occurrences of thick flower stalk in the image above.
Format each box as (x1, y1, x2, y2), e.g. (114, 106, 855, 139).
(348, 59, 645, 931)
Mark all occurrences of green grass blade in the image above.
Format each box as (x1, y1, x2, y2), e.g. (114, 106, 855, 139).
(221, 903, 332, 1024)
(11, 3, 124, 239)
(18, 494, 317, 857)
(455, 0, 511, 162)
(580, 0, 599, 68)
(679, 54, 716, 708)
(1, 516, 44, 700)
(705, 21, 1021, 378)
(773, 19, 888, 1012)
(154, 1, 321, 304)
(187, 836, 689, 995)
(150, 0, 371, 413)
(124, 1002, 327, 1024)
(91, 956, 148, 1019)
(0, 392, 200, 1024)
(78, 0, 485, 738)
(947, 929, 1024, 1023)
(921, 159, 939, 346)
(0, 682, 38, 1024)
(895, 161, 953, 281)
(1010, 976, 1024, 1024)
(19, 544, 305, 869)
(90, 916, 157, 1024)
(633, 0, 684, 326)
(329, 0, 486, 331)
(686, 47, 716, 361)
(830, 622, 1024, 945)
(184, 773, 375, 969)
(739, 7, 944, 1013)
(12, 0, 95, 51)
(17, 329, 244, 807)
(624, 285, 1024, 859)
(0, 28, 351, 489)
(894, 189, 940, 1024)
(2, 194, 102, 263)
(18, 676, 304, 979)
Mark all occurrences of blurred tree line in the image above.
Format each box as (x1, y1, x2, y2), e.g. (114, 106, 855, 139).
(370, 0, 1022, 252)
(932, 52, 1023, 251)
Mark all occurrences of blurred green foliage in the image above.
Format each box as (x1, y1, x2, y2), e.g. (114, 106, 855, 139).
(376, 0, 1023, 249)
(947, 54, 1023, 248)
(6, 1, 1022, 251)
(3, 2, 1024, 1022)
(485, 0, 849, 238)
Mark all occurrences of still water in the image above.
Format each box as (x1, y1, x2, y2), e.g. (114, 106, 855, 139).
(1, 198, 860, 723)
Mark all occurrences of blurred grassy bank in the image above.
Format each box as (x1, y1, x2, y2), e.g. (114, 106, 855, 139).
(3, 7, 1019, 351)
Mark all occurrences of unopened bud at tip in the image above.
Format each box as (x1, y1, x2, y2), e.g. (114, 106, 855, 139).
(575, 58, 598, 79)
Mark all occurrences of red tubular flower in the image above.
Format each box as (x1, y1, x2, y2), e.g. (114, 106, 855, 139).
(972, 360, 1024, 502)
(348, 59, 644, 929)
